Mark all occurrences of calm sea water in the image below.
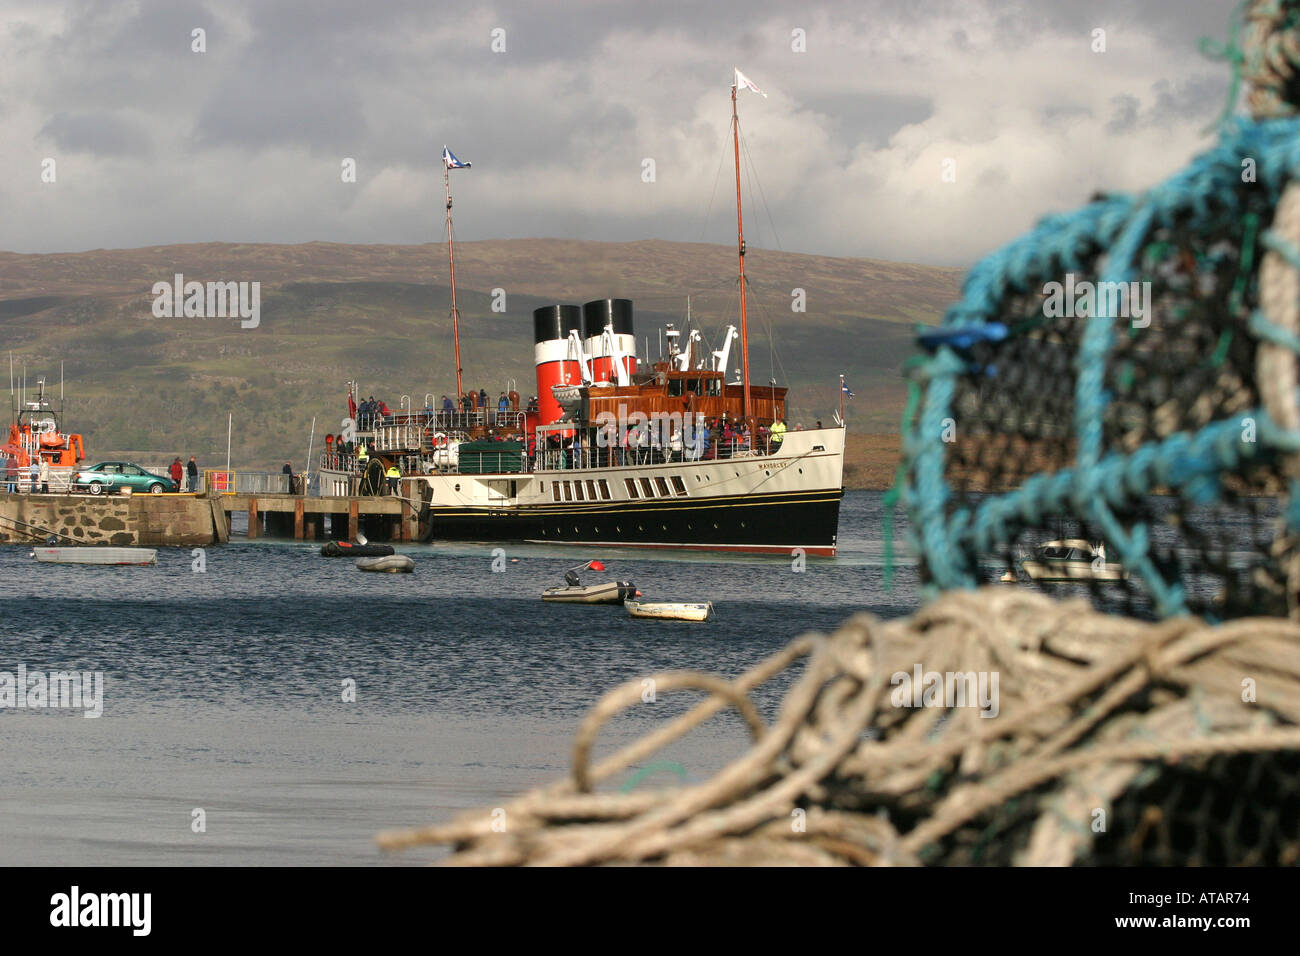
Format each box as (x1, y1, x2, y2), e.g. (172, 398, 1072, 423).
(0, 490, 921, 865)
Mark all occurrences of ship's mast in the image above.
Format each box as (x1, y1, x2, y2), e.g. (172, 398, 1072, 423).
(444, 163, 464, 402)
(731, 81, 753, 422)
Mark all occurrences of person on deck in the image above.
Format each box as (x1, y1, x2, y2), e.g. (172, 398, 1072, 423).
(498, 392, 508, 425)
(187, 456, 199, 492)
(385, 463, 401, 495)
(39, 457, 50, 493)
(4, 456, 16, 493)
(28, 459, 38, 493)
(770, 419, 787, 448)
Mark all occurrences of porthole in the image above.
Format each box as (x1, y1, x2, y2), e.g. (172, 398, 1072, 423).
(594, 526, 600, 533)
(764, 470, 770, 476)
(616, 525, 622, 533)
(713, 523, 719, 529)
(798, 468, 803, 474)
(661, 524, 667, 531)
(740, 521, 746, 528)
(637, 524, 644, 531)
(454, 483, 461, 492)
(574, 526, 580, 533)
(687, 523, 694, 530)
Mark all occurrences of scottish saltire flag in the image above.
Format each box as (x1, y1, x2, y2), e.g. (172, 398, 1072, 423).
(734, 68, 767, 98)
(841, 380, 855, 398)
(442, 146, 471, 169)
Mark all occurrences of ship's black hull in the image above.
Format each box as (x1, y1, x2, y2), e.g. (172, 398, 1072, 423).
(422, 488, 843, 555)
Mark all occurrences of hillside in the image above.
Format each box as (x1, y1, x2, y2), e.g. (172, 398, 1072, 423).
(0, 239, 961, 477)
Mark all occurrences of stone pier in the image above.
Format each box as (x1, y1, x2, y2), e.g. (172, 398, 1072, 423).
(0, 491, 229, 546)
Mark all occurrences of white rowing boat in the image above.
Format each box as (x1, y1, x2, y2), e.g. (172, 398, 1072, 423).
(625, 600, 714, 621)
(32, 546, 158, 566)
(355, 554, 415, 573)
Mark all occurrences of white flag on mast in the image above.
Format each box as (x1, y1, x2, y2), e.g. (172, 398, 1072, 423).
(734, 68, 767, 98)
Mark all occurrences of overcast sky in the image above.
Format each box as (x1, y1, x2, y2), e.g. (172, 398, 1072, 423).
(0, 0, 1237, 265)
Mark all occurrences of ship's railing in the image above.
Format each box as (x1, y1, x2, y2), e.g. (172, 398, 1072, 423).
(319, 452, 359, 473)
(361, 409, 527, 432)
(374, 423, 426, 453)
(532, 435, 781, 471)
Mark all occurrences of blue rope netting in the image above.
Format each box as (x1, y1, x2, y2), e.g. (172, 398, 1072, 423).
(893, 113, 1300, 619)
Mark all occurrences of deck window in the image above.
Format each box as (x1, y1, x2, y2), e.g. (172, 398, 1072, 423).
(551, 482, 561, 501)
(574, 481, 585, 501)
(639, 477, 655, 498)
(670, 476, 687, 497)
(563, 482, 573, 501)
(598, 479, 612, 500)
(654, 477, 670, 497)
(586, 480, 598, 500)
(625, 478, 639, 499)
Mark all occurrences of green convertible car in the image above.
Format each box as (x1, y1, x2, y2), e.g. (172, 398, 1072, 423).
(72, 461, 179, 495)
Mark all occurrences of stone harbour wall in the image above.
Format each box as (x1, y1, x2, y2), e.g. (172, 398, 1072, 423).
(0, 492, 226, 546)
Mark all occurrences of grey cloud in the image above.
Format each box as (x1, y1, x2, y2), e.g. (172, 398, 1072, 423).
(39, 111, 152, 156)
(1106, 94, 1140, 133)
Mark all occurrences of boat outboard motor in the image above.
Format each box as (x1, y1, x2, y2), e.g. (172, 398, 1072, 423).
(564, 569, 581, 587)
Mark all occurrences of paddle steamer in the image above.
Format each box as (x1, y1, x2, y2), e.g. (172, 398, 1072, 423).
(318, 73, 846, 555)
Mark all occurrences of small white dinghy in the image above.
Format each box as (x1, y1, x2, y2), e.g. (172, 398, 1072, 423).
(625, 600, 714, 622)
(355, 554, 414, 573)
(33, 546, 158, 566)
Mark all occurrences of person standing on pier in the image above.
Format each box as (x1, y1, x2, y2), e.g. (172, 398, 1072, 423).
(169, 457, 183, 490)
(187, 456, 199, 493)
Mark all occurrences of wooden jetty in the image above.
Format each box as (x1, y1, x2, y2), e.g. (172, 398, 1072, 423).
(220, 485, 419, 542)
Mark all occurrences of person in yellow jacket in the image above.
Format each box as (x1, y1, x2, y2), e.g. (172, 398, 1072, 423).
(385, 463, 401, 495)
(357, 444, 369, 465)
(770, 419, 787, 446)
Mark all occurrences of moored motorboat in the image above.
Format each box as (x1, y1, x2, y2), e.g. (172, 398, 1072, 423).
(542, 580, 639, 604)
(1016, 539, 1127, 583)
(33, 546, 157, 566)
(355, 554, 414, 573)
(625, 600, 713, 621)
(541, 559, 638, 603)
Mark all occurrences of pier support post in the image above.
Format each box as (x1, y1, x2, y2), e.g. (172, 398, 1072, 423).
(248, 498, 259, 540)
(294, 498, 305, 540)
(401, 497, 412, 541)
(348, 500, 359, 541)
